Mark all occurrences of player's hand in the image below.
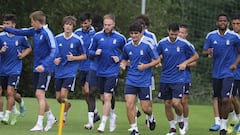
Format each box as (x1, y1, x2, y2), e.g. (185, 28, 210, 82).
(54, 57, 61, 65)
(120, 62, 126, 70)
(96, 49, 102, 55)
(177, 62, 187, 70)
(35, 65, 45, 72)
(111, 56, 119, 63)
(138, 62, 146, 71)
(0, 45, 8, 53)
(0, 25, 4, 31)
(67, 52, 74, 61)
(230, 64, 237, 71)
(208, 48, 213, 58)
(17, 49, 23, 59)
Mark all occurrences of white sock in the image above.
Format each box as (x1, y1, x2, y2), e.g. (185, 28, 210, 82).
(0, 112, 4, 118)
(94, 108, 98, 114)
(147, 113, 154, 122)
(215, 117, 220, 125)
(12, 104, 19, 114)
(37, 115, 44, 126)
(45, 110, 54, 120)
(5, 110, 11, 118)
(130, 123, 138, 131)
(230, 111, 238, 121)
(88, 112, 94, 125)
(183, 117, 189, 128)
(176, 115, 183, 122)
(169, 120, 176, 129)
(220, 119, 228, 130)
(101, 115, 108, 125)
(63, 112, 67, 121)
(20, 99, 25, 107)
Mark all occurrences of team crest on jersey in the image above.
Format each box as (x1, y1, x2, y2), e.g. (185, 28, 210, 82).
(3, 42, 7, 45)
(100, 38, 104, 41)
(113, 39, 117, 44)
(129, 51, 132, 55)
(140, 50, 144, 55)
(226, 39, 230, 45)
(40, 35, 43, 40)
(70, 43, 74, 48)
(176, 46, 180, 52)
(15, 40, 19, 46)
(59, 43, 62, 47)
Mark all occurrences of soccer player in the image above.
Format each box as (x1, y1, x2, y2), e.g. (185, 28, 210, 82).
(178, 24, 197, 131)
(227, 13, 240, 134)
(89, 14, 126, 133)
(54, 16, 86, 126)
(202, 13, 240, 135)
(74, 13, 100, 129)
(134, 14, 158, 120)
(157, 23, 199, 135)
(0, 14, 32, 125)
(120, 21, 159, 135)
(0, 10, 58, 132)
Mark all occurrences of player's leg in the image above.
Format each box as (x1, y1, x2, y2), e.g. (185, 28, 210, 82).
(0, 84, 4, 120)
(219, 77, 234, 135)
(85, 70, 99, 129)
(159, 83, 177, 135)
(125, 85, 138, 135)
(15, 92, 25, 117)
(181, 83, 190, 131)
(139, 86, 155, 131)
(171, 83, 185, 135)
(31, 72, 55, 132)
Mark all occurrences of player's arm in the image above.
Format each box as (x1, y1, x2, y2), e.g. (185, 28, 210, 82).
(138, 57, 160, 71)
(178, 52, 199, 70)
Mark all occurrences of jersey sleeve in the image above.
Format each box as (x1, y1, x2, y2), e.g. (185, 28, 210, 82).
(4, 27, 35, 36)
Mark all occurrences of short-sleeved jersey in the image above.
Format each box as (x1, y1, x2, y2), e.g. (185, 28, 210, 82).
(157, 37, 196, 83)
(4, 25, 58, 72)
(74, 26, 95, 71)
(0, 32, 31, 76)
(203, 29, 240, 78)
(55, 33, 86, 78)
(122, 37, 159, 87)
(144, 29, 157, 45)
(89, 30, 126, 77)
(184, 40, 196, 83)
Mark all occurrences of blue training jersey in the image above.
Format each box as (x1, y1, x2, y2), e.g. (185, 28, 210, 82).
(0, 32, 31, 75)
(157, 37, 196, 83)
(185, 40, 196, 83)
(55, 33, 86, 78)
(89, 30, 126, 77)
(122, 37, 159, 87)
(4, 25, 58, 72)
(203, 29, 240, 79)
(74, 26, 95, 71)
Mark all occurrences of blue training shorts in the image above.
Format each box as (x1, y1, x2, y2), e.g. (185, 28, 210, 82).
(213, 77, 234, 98)
(124, 84, 152, 100)
(33, 72, 52, 91)
(55, 77, 76, 92)
(158, 83, 185, 100)
(0, 75, 20, 90)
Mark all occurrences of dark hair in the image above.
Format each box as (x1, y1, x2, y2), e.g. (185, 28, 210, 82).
(168, 23, 179, 31)
(129, 21, 142, 33)
(92, 14, 103, 32)
(216, 13, 229, 21)
(136, 14, 150, 27)
(79, 12, 91, 22)
(3, 14, 17, 23)
(231, 13, 240, 20)
(179, 24, 188, 29)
